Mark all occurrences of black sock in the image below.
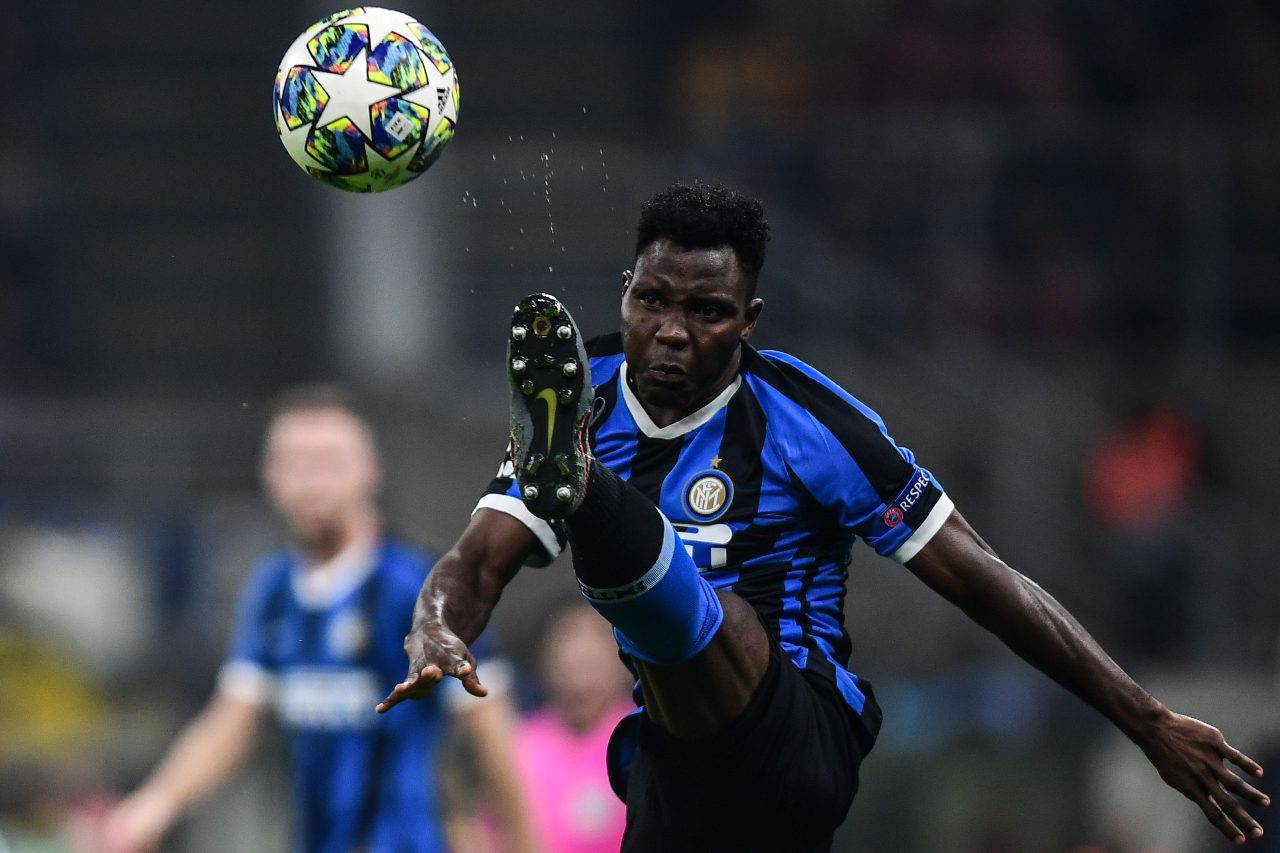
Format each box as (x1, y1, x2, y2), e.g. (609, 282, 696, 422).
(567, 464, 666, 589)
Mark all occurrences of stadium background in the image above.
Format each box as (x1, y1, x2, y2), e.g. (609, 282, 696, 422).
(3, 2, 1279, 850)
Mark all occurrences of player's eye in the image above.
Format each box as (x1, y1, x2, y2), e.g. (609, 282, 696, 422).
(694, 304, 726, 320)
(638, 292, 662, 308)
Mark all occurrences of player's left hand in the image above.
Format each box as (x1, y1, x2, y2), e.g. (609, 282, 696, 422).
(1138, 710, 1269, 845)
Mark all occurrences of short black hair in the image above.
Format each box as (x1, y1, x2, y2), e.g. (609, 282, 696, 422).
(635, 182, 771, 295)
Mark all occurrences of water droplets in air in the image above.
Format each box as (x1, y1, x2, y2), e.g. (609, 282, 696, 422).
(541, 151, 556, 236)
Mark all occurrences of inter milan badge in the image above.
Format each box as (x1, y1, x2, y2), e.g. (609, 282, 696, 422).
(682, 468, 734, 522)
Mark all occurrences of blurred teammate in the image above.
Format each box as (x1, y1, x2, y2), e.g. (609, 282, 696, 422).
(380, 184, 1269, 849)
(105, 386, 531, 853)
(513, 602, 631, 852)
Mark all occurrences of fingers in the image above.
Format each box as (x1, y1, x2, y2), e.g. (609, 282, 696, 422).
(376, 665, 444, 713)
(376, 657, 488, 713)
(1192, 784, 1249, 845)
(453, 660, 489, 698)
(1223, 742, 1265, 779)
(383, 624, 487, 713)
(1216, 764, 1271, 809)
(1210, 780, 1265, 843)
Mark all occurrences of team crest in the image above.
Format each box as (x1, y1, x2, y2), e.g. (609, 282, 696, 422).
(682, 469, 733, 521)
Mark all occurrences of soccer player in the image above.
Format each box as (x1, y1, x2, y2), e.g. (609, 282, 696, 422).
(106, 387, 531, 853)
(378, 184, 1269, 849)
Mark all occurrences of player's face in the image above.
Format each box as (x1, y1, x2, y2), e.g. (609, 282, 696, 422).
(261, 409, 380, 549)
(621, 238, 763, 416)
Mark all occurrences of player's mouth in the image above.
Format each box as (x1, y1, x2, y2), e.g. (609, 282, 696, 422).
(645, 363, 688, 384)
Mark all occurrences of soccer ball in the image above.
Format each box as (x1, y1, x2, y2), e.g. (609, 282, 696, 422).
(273, 7, 459, 193)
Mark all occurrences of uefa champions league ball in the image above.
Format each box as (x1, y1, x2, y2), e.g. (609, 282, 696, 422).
(273, 7, 459, 192)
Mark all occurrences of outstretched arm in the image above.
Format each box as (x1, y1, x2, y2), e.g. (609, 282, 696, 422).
(377, 508, 537, 712)
(907, 509, 1269, 846)
(104, 692, 265, 852)
(452, 689, 542, 853)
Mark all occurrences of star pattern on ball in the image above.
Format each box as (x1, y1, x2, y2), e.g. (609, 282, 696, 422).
(274, 9, 459, 192)
(311, 48, 399, 140)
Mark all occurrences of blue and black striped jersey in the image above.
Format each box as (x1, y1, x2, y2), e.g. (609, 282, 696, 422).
(221, 540, 456, 853)
(478, 335, 955, 744)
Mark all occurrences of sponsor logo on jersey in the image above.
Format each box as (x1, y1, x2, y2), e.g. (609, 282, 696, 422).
(278, 668, 380, 729)
(672, 522, 733, 570)
(682, 469, 733, 521)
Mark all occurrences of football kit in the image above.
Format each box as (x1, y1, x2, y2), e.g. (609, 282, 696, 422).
(479, 334, 955, 847)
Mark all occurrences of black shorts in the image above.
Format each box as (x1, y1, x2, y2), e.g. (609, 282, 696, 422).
(608, 648, 874, 852)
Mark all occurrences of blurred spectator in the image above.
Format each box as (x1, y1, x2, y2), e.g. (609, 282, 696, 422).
(513, 602, 632, 853)
(102, 386, 533, 853)
(1085, 404, 1202, 663)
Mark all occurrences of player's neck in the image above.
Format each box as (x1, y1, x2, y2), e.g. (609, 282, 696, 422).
(299, 507, 380, 567)
(636, 348, 742, 429)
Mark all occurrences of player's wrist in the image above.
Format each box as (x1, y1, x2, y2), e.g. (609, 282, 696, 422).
(1113, 692, 1171, 744)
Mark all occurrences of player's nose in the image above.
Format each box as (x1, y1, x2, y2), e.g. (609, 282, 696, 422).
(654, 317, 689, 348)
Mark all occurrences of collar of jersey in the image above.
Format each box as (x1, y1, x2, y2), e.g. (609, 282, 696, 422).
(291, 537, 378, 610)
(619, 360, 742, 440)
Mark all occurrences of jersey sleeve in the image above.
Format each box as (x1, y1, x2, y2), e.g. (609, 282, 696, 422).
(757, 351, 955, 563)
(472, 438, 566, 567)
(217, 558, 285, 705)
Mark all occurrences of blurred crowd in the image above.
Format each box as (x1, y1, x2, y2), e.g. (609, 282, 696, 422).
(669, 0, 1280, 354)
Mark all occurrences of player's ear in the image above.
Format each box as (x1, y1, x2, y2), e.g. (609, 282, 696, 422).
(620, 269, 633, 297)
(742, 297, 764, 340)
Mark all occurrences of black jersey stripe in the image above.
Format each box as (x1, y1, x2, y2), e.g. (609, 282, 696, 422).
(715, 379, 768, 523)
(745, 346, 917, 503)
(830, 565, 853, 665)
(625, 433, 685, 503)
(714, 379, 784, 638)
(779, 462, 847, 676)
(795, 547, 824, 676)
(785, 462, 856, 668)
(730, 561, 789, 642)
(588, 370, 622, 448)
(585, 332, 623, 358)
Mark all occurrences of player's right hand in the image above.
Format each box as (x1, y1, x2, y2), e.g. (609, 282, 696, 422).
(377, 618, 486, 713)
